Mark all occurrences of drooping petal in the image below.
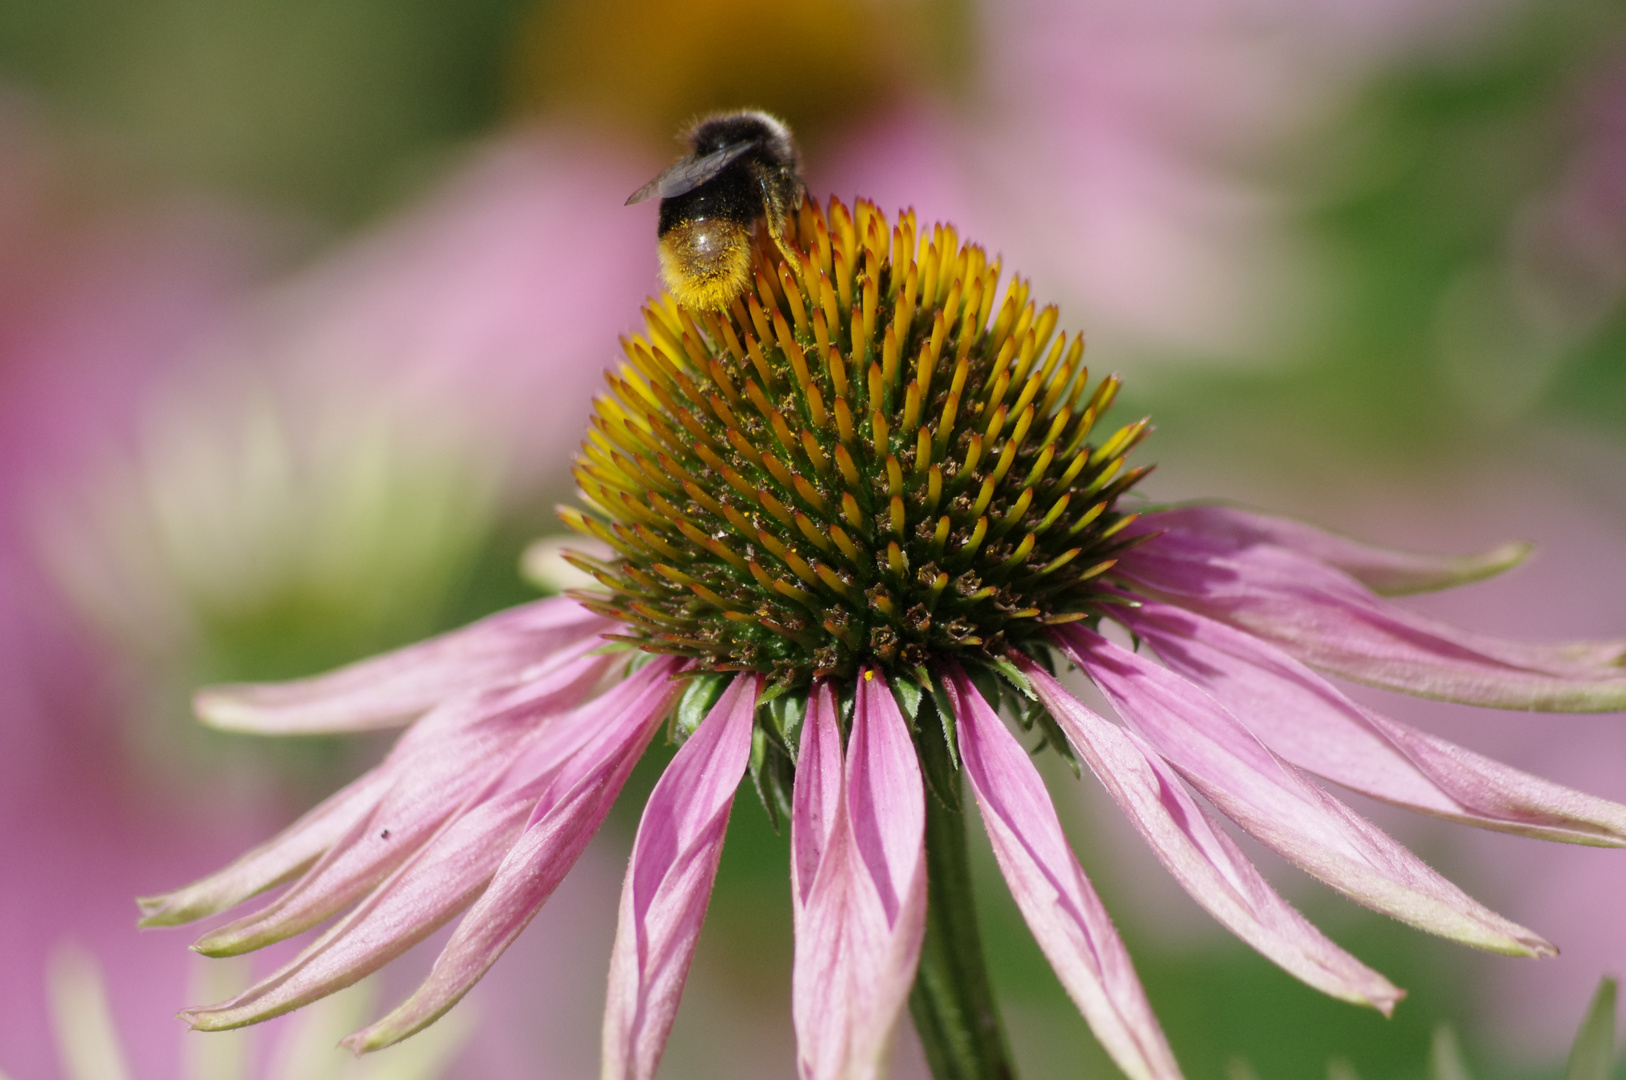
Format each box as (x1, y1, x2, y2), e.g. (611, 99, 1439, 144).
(183, 657, 682, 1034)
(601, 673, 759, 1080)
(1126, 531, 1626, 678)
(182, 785, 536, 1030)
(1119, 536, 1626, 710)
(1140, 505, 1532, 596)
(1127, 602, 1626, 847)
(792, 671, 926, 1080)
(940, 664, 1183, 1080)
(1059, 627, 1553, 957)
(342, 656, 685, 1053)
(136, 766, 393, 927)
(195, 595, 610, 733)
(1020, 659, 1403, 1014)
(189, 647, 613, 954)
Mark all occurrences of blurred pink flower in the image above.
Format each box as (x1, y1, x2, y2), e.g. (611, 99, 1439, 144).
(205, 124, 660, 503)
(0, 99, 276, 1080)
(41, 123, 663, 663)
(140, 502, 1626, 1080)
(819, 0, 1510, 364)
(34, 945, 472, 1080)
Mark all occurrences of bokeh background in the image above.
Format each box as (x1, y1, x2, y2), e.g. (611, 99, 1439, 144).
(2, 0, 1624, 1077)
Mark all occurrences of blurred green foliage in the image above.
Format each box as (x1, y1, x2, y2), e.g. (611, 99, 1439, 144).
(0, 0, 971, 222)
(0, 0, 532, 220)
(1138, 0, 1626, 476)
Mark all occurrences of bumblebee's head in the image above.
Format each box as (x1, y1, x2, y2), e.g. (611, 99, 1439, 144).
(685, 110, 799, 173)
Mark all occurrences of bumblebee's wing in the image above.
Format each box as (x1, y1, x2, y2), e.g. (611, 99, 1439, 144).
(624, 140, 756, 205)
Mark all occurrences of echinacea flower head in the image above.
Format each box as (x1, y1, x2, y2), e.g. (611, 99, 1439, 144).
(142, 195, 1626, 1080)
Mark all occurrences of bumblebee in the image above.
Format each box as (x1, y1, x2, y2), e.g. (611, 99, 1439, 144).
(626, 110, 804, 311)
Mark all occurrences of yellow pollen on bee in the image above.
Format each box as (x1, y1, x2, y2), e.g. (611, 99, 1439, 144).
(658, 220, 753, 311)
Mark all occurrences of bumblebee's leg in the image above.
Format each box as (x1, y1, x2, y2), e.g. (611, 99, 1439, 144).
(758, 169, 803, 269)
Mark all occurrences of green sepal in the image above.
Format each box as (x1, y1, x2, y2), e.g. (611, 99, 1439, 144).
(671, 671, 730, 746)
(748, 722, 796, 833)
(988, 656, 1035, 699)
(761, 690, 806, 765)
(915, 691, 962, 814)
(1020, 698, 1081, 778)
(1565, 978, 1617, 1080)
(892, 676, 926, 726)
(922, 669, 962, 770)
(757, 679, 792, 707)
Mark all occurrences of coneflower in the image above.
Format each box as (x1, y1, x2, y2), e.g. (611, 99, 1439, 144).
(141, 196, 1626, 1080)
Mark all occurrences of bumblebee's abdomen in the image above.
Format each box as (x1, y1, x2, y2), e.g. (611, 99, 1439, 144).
(656, 181, 761, 310)
(658, 218, 753, 311)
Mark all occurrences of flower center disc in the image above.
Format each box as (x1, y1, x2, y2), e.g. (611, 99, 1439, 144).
(563, 197, 1153, 691)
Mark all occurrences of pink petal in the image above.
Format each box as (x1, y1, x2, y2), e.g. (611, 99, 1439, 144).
(1019, 658, 1403, 1014)
(1141, 505, 1533, 596)
(182, 783, 535, 1030)
(189, 647, 612, 954)
(940, 664, 1184, 1080)
(791, 682, 845, 913)
(1059, 627, 1554, 957)
(792, 671, 927, 1080)
(136, 766, 393, 926)
(601, 673, 759, 1080)
(182, 657, 681, 1034)
(342, 657, 685, 1053)
(194, 596, 610, 733)
(1126, 602, 1626, 847)
(1119, 536, 1626, 710)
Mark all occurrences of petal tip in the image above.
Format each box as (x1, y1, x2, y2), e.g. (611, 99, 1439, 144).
(193, 687, 259, 732)
(179, 1008, 233, 1032)
(1388, 539, 1533, 595)
(1479, 539, 1534, 574)
(338, 1029, 381, 1056)
(336, 1005, 428, 1056)
(190, 932, 255, 959)
(135, 895, 178, 927)
(135, 888, 243, 929)
(1491, 932, 1558, 959)
(1369, 984, 1406, 1019)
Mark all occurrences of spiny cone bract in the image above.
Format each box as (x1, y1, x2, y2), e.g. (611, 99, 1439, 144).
(563, 196, 1153, 690)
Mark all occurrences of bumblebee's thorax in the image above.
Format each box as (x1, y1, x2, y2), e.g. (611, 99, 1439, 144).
(656, 171, 760, 237)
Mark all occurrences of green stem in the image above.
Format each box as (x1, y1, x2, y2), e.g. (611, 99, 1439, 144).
(909, 767, 1017, 1080)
